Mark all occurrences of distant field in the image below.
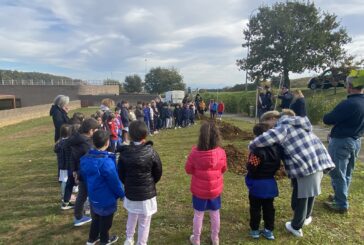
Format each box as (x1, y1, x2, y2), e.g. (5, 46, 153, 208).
(0, 109, 363, 244)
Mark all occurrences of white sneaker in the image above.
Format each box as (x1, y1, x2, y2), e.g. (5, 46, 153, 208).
(285, 221, 303, 237)
(304, 216, 312, 226)
(189, 235, 199, 245)
(124, 238, 134, 245)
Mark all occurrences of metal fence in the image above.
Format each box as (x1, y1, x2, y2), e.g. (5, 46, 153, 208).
(0, 79, 107, 86)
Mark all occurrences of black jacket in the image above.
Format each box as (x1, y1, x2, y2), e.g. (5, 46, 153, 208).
(50, 105, 69, 142)
(323, 94, 364, 139)
(117, 141, 162, 201)
(247, 144, 282, 179)
(278, 92, 293, 109)
(173, 108, 182, 120)
(66, 132, 93, 180)
(120, 107, 130, 128)
(290, 98, 307, 117)
(135, 107, 145, 122)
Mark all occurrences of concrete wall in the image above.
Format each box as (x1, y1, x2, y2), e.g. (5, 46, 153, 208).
(79, 93, 158, 107)
(0, 85, 119, 107)
(0, 100, 81, 128)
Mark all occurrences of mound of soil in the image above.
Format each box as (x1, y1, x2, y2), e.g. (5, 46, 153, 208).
(223, 144, 249, 175)
(217, 121, 254, 141)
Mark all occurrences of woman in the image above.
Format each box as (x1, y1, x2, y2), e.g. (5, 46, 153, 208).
(289, 90, 307, 117)
(50, 95, 70, 142)
(249, 111, 335, 238)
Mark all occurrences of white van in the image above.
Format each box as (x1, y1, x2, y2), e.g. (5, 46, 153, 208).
(164, 90, 185, 104)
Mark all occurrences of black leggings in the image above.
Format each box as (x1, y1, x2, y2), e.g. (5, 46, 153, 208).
(89, 210, 114, 243)
(249, 195, 275, 231)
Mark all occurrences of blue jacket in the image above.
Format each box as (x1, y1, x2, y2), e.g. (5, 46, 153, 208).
(290, 98, 307, 117)
(80, 149, 125, 212)
(323, 94, 364, 139)
(182, 107, 190, 120)
(143, 107, 151, 121)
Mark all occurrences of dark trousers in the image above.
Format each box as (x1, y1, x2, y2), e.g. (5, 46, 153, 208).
(89, 210, 114, 243)
(249, 195, 275, 231)
(63, 173, 75, 203)
(74, 181, 88, 220)
(291, 179, 315, 230)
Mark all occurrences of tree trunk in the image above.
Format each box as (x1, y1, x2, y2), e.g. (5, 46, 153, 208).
(283, 68, 290, 88)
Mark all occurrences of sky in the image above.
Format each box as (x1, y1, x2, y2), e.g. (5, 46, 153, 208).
(0, 0, 363, 88)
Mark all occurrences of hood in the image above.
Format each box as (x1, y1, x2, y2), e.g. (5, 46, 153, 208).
(81, 150, 116, 174)
(67, 132, 91, 147)
(100, 105, 110, 112)
(189, 147, 222, 169)
(277, 115, 312, 132)
(49, 104, 59, 116)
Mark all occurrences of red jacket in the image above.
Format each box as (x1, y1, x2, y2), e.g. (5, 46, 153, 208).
(185, 146, 227, 199)
(217, 103, 224, 113)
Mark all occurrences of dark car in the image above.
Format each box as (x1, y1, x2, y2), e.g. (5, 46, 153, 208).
(308, 68, 348, 90)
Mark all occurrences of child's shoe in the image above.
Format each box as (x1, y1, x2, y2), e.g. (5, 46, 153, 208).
(74, 216, 92, 227)
(261, 229, 275, 240)
(100, 235, 118, 245)
(285, 222, 303, 237)
(61, 201, 74, 210)
(249, 230, 260, 239)
(304, 216, 312, 226)
(189, 235, 199, 245)
(124, 238, 134, 245)
(86, 237, 100, 245)
(211, 239, 219, 245)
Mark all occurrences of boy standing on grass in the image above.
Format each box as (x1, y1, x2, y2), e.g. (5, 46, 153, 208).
(67, 118, 99, 226)
(245, 123, 282, 240)
(217, 101, 225, 120)
(81, 130, 125, 245)
(117, 121, 162, 245)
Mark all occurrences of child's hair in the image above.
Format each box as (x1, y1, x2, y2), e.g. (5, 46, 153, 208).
(79, 118, 99, 134)
(101, 98, 115, 109)
(92, 130, 110, 149)
(72, 112, 85, 123)
(72, 123, 81, 134)
(260, 110, 280, 122)
(129, 121, 148, 142)
(68, 117, 81, 125)
(281, 109, 296, 117)
(115, 107, 121, 113)
(197, 121, 221, 151)
(253, 123, 270, 136)
(59, 124, 73, 139)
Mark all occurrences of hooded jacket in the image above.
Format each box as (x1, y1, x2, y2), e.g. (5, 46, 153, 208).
(185, 146, 227, 199)
(50, 105, 69, 142)
(249, 116, 335, 178)
(117, 141, 162, 201)
(80, 150, 125, 211)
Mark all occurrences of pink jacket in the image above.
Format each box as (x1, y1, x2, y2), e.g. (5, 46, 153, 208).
(185, 146, 227, 199)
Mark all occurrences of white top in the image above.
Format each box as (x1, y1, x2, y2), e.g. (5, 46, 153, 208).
(123, 197, 157, 216)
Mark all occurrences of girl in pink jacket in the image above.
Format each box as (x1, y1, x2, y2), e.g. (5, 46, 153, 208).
(185, 121, 227, 245)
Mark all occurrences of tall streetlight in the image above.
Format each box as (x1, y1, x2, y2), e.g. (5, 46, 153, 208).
(245, 8, 259, 91)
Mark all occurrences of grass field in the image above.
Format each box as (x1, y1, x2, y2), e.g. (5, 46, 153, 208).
(0, 108, 363, 245)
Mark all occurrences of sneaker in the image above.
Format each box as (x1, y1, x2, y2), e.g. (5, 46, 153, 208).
(211, 239, 219, 245)
(304, 216, 312, 226)
(249, 230, 260, 239)
(285, 222, 303, 237)
(86, 237, 100, 245)
(261, 229, 275, 240)
(61, 202, 75, 210)
(101, 235, 118, 245)
(189, 235, 199, 245)
(74, 216, 92, 227)
(124, 238, 134, 245)
(324, 201, 348, 213)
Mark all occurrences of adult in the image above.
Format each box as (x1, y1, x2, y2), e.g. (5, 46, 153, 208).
(277, 86, 293, 109)
(257, 88, 266, 118)
(264, 86, 273, 111)
(323, 71, 364, 213)
(290, 89, 307, 117)
(250, 111, 335, 237)
(50, 95, 70, 142)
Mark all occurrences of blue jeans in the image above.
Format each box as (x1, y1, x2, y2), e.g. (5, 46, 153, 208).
(328, 137, 361, 209)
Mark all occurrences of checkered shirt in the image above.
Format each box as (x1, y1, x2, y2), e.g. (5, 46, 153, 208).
(249, 116, 335, 178)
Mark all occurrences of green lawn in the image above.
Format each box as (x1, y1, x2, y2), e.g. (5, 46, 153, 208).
(0, 108, 363, 245)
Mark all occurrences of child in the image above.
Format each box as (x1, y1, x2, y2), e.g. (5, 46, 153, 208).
(54, 124, 73, 203)
(67, 118, 100, 226)
(119, 100, 130, 143)
(245, 123, 281, 240)
(81, 130, 125, 245)
(166, 104, 173, 129)
(185, 121, 227, 245)
(209, 100, 217, 119)
(189, 104, 195, 125)
(173, 104, 182, 129)
(107, 113, 119, 152)
(182, 103, 190, 127)
(217, 101, 224, 120)
(117, 121, 162, 245)
(143, 103, 151, 134)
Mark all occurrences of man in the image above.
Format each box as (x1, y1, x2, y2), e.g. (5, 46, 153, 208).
(323, 70, 364, 213)
(277, 86, 293, 109)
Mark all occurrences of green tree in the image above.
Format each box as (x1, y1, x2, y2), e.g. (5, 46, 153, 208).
(124, 74, 143, 93)
(236, 1, 351, 88)
(144, 67, 185, 94)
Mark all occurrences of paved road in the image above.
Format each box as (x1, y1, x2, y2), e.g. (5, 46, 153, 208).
(225, 113, 364, 162)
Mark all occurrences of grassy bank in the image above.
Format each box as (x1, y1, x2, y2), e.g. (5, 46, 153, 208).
(0, 109, 363, 244)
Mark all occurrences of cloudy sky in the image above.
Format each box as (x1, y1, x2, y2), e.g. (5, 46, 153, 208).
(0, 0, 363, 88)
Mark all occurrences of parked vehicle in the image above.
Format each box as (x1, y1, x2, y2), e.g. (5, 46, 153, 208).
(164, 90, 185, 104)
(307, 68, 348, 90)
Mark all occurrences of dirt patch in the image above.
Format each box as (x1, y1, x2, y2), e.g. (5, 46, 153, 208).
(223, 144, 249, 175)
(217, 120, 254, 141)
